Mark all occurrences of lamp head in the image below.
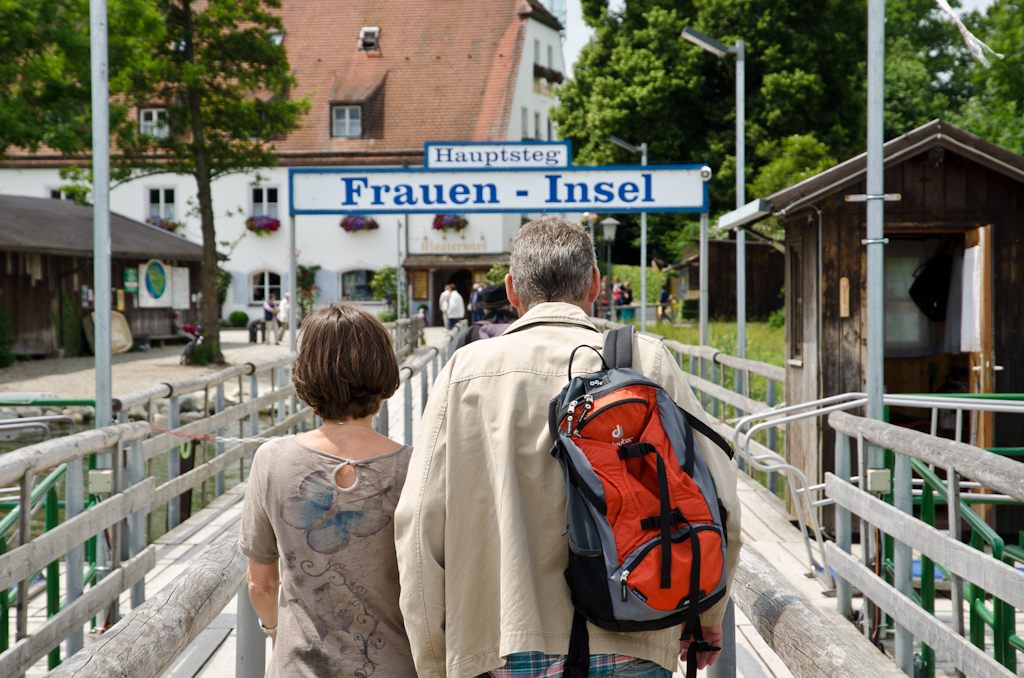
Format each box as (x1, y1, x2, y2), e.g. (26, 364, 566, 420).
(700, 166, 713, 180)
(609, 135, 640, 155)
(600, 217, 620, 243)
(681, 26, 733, 58)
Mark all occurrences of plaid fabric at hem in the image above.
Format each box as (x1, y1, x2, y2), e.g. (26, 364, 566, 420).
(489, 652, 640, 677)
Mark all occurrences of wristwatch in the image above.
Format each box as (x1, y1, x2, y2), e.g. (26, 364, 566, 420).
(260, 621, 278, 635)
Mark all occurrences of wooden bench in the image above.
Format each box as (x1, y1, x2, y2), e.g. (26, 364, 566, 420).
(139, 334, 192, 349)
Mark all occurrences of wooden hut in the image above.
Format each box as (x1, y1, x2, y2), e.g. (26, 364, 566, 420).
(719, 120, 1024, 533)
(671, 239, 784, 320)
(0, 195, 207, 356)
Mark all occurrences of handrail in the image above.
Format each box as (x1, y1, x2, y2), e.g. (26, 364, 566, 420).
(829, 411, 1024, 504)
(112, 354, 296, 412)
(589, 317, 785, 382)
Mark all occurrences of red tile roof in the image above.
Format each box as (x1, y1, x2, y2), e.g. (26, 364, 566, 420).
(276, 0, 558, 166)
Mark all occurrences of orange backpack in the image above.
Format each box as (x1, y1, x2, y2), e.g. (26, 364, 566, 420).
(548, 326, 732, 678)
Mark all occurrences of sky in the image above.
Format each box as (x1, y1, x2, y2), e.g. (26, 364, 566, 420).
(562, 0, 997, 78)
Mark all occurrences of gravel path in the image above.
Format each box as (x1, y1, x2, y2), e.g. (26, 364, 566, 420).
(0, 329, 293, 399)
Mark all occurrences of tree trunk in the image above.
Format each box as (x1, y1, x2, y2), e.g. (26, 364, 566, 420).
(183, 0, 222, 362)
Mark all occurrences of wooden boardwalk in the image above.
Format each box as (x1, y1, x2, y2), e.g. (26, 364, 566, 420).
(21, 442, 1014, 678)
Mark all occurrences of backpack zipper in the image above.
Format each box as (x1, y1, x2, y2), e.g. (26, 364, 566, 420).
(566, 394, 593, 437)
(620, 568, 631, 602)
(574, 398, 649, 435)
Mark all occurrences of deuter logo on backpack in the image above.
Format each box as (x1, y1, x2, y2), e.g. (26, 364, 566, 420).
(547, 326, 733, 678)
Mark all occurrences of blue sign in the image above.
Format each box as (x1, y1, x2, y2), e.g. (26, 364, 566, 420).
(289, 165, 709, 215)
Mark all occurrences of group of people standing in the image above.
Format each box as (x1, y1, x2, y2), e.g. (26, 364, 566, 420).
(259, 292, 290, 345)
(239, 217, 739, 678)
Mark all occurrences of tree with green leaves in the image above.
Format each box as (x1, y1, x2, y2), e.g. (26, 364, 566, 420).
(106, 0, 308, 361)
(0, 0, 161, 157)
(552, 0, 975, 261)
(371, 266, 398, 319)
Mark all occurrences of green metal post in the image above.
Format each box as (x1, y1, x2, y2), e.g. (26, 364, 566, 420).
(47, 486, 60, 669)
(969, 531, 986, 651)
(919, 480, 935, 678)
(0, 538, 7, 651)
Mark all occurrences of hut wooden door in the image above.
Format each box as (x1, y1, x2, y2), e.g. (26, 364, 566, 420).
(964, 225, 994, 449)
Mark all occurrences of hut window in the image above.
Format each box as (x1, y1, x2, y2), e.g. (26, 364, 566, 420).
(790, 250, 803, 358)
(251, 187, 278, 218)
(148, 188, 176, 221)
(340, 269, 376, 302)
(250, 270, 281, 304)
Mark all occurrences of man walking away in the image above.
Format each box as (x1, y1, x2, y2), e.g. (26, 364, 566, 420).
(276, 292, 290, 344)
(439, 284, 452, 328)
(446, 284, 466, 330)
(470, 283, 485, 323)
(455, 284, 519, 349)
(263, 293, 279, 345)
(396, 217, 740, 678)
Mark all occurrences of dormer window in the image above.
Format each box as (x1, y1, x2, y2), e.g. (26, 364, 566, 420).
(269, 30, 284, 46)
(359, 27, 379, 51)
(332, 105, 362, 138)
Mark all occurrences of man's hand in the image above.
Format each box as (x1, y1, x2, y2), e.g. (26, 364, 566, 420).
(679, 625, 723, 671)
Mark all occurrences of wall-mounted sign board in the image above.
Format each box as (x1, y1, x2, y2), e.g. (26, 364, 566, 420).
(290, 165, 709, 215)
(424, 141, 571, 169)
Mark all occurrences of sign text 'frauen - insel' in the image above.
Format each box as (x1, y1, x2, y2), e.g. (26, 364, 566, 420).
(289, 166, 709, 215)
(424, 141, 570, 169)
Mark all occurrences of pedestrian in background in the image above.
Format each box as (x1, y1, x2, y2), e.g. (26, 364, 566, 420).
(439, 284, 452, 328)
(446, 285, 466, 330)
(240, 304, 414, 678)
(263, 293, 279, 345)
(470, 283, 485, 323)
(276, 292, 290, 344)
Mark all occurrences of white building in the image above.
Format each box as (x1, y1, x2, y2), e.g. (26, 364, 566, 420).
(0, 0, 568, 326)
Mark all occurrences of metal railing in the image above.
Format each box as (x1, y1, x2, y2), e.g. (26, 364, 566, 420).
(828, 409, 1024, 678)
(38, 322, 466, 678)
(0, 350, 309, 675)
(383, 316, 425, 361)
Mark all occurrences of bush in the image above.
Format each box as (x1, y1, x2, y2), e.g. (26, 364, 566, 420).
(377, 311, 398, 323)
(229, 311, 250, 328)
(487, 263, 508, 285)
(768, 307, 785, 329)
(187, 337, 219, 366)
(0, 305, 14, 368)
(681, 299, 698, 321)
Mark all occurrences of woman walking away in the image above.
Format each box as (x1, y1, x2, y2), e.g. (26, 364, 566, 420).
(239, 304, 414, 678)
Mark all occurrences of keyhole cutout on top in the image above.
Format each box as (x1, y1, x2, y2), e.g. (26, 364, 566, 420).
(335, 463, 357, 489)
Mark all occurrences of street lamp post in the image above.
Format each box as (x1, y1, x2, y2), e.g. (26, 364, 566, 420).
(609, 136, 648, 329)
(682, 26, 748, 397)
(601, 218, 619, 323)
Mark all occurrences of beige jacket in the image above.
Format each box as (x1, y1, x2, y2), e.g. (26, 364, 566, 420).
(395, 303, 741, 678)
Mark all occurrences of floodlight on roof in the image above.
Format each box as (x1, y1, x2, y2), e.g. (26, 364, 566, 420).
(681, 26, 734, 58)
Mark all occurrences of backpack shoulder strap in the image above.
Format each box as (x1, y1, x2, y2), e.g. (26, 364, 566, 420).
(602, 325, 635, 369)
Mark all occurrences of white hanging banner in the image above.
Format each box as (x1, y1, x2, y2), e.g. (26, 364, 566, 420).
(289, 165, 709, 215)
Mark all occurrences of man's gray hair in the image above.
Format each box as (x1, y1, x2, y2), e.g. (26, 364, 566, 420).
(509, 217, 597, 309)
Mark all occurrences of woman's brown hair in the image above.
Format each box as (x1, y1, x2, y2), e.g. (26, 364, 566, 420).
(292, 304, 400, 421)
